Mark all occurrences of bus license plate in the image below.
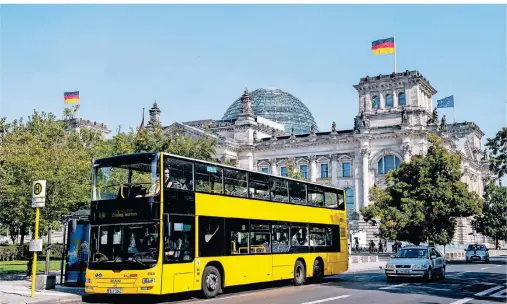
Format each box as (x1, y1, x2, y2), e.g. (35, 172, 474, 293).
(107, 288, 122, 294)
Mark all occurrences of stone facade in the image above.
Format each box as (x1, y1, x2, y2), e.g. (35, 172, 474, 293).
(159, 70, 494, 246)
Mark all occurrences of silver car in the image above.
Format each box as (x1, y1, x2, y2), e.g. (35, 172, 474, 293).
(465, 244, 490, 263)
(385, 245, 446, 282)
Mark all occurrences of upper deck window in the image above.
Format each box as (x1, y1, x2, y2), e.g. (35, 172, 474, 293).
(92, 153, 157, 201)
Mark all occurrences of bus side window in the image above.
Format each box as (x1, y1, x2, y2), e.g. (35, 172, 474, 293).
(248, 173, 270, 200)
(289, 181, 306, 205)
(223, 168, 247, 198)
(164, 157, 193, 191)
(271, 223, 290, 253)
(226, 218, 249, 255)
(307, 185, 324, 207)
(195, 163, 223, 194)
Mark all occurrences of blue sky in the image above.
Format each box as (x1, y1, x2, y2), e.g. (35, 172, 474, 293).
(1, 4, 505, 142)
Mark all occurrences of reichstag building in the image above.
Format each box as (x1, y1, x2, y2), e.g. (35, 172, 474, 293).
(144, 70, 493, 247)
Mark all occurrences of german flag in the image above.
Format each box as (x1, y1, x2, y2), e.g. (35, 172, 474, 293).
(372, 37, 395, 55)
(64, 91, 79, 104)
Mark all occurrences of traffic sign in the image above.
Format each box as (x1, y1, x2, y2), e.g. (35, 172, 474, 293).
(29, 239, 42, 252)
(31, 180, 46, 208)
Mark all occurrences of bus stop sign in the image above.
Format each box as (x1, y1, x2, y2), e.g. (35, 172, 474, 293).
(32, 180, 46, 208)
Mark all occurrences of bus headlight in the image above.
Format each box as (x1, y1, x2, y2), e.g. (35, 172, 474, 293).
(86, 278, 91, 283)
(142, 278, 155, 284)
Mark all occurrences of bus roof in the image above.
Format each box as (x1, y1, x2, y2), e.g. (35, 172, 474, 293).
(94, 152, 344, 191)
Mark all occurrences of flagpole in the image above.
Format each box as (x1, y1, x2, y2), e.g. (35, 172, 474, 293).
(394, 34, 397, 73)
(453, 105, 456, 124)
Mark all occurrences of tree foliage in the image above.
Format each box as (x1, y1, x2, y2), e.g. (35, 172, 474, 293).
(485, 127, 507, 180)
(0, 111, 90, 239)
(361, 134, 482, 245)
(0, 109, 218, 243)
(472, 183, 507, 249)
(285, 159, 303, 180)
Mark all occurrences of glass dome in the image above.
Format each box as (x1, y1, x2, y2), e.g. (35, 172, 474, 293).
(222, 88, 318, 134)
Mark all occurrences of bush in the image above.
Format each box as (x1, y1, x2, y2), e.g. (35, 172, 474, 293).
(0, 245, 22, 261)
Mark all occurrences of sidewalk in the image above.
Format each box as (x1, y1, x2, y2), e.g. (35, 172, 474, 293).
(0, 273, 84, 304)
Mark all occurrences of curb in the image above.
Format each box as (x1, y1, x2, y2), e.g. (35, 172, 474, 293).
(26, 295, 83, 304)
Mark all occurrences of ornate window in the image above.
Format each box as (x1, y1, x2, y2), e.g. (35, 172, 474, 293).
(398, 92, 406, 105)
(385, 94, 393, 107)
(320, 164, 329, 178)
(261, 167, 269, 174)
(342, 162, 351, 177)
(299, 164, 308, 179)
(372, 95, 380, 109)
(377, 155, 401, 175)
(345, 188, 354, 217)
(280, 167, 288, 177)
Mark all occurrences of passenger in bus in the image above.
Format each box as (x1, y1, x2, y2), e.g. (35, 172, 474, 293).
(164, 235, 182, 261)
(137, 168, 177, 197)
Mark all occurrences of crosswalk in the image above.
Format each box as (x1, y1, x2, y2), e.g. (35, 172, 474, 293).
(474, 284, 507, 299)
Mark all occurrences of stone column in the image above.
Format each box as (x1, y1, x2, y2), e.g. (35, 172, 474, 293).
(309, 155, 317, 182)
(270, 158, 278, 176)
(401, 144, 412, 163)
(247, 151, 254, 171)
(360, 147, 370, 208)
(331, 153, 338, 186)
(393, 90, 399, 108)
(354, 169, 360, 212)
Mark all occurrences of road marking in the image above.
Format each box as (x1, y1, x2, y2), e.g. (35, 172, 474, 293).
(300, 295, 350, 304)
(490, 288, 506, 298)
(475, 285, 505, 296)
(480, 267, 490, 270)
(495, 265, 502, 267)
(379, 283, 408, 290)
(205, 291, 260, 302)
(448, 298, 473, 304)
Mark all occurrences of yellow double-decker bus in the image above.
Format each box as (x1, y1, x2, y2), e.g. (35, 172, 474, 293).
(85, 152, 348, 298)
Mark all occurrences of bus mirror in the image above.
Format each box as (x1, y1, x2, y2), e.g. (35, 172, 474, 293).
(72, 219, 77, 231)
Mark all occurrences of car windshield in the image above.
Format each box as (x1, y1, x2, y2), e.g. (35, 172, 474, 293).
(394, 248, 428, 259)
(88, 222, 160, 270)
(467, 244, 486, 251)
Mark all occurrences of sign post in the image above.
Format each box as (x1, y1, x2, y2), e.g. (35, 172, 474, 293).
(30, 180, 46, 298)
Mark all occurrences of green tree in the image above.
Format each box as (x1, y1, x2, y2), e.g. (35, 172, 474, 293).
(0, 111, 91, 241)
(485, 127, 507, 180)
(361, 134, 482, 245)
(285, 159, 303, 180)
(472, 183, 507, 249)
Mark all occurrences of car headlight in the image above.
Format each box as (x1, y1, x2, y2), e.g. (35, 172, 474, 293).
(142, 278, 155, 284)
(412, 264, 427, 270)
(386, 264, 395, 269)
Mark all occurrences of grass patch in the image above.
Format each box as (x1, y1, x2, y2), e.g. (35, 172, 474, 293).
(0, 260, 62, 275)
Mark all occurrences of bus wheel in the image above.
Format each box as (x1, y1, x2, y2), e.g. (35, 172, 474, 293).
(293, 260, 306, 286)
(313, 259, 324, 282)
(202, 265, 222, 298)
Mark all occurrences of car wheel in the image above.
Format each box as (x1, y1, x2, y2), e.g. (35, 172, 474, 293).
(293, 260, 306, 286)
(202, 265, 222, 298)
(424, 267, 433, 282)
(439, 267, 446, 280)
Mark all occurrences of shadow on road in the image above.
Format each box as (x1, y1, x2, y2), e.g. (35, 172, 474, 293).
(82, 279, 297, 303)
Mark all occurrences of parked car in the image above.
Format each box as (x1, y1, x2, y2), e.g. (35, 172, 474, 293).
(465, 243, 490, 263)
(384, 245, 446, 282)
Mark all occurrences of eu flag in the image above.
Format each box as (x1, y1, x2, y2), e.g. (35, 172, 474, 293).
(437, 95, 454, 108)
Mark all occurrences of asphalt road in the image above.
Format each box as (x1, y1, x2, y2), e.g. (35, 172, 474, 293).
(83, 256, 507, 304)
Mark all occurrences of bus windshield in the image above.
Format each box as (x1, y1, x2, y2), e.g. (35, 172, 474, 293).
(89, 222, 160, 270)
(92, 153, 158, 201)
